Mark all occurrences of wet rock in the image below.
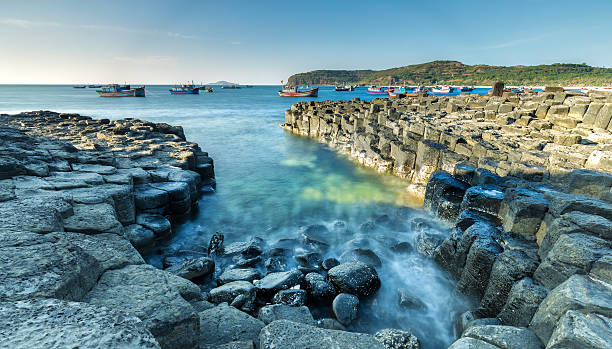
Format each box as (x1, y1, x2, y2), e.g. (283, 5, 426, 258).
(0, 298, 160, 348)
(498, 188, 549, 238)
(0, 232, 101, 302)
(332, 293, 359, 326)
(456, 233, 503, 301)
(299, 224, 330, 252)
(199, 303, 264, 348)
(124, 224, 156, 249)
(223, 238, 263, 259)
(255, 270, 304, 298)
(547, 310, 612, 349)
(340, 248, 382, 267)
(460, 186, 505, 218)
(165, 256, 214, 280)
(208, 281, 256, 312)
(259, 320, 385, 349)
(463, 318, 502, 334)
(414, 230, 445, 257)
(591, 255, 612, 283)
(424, 170, 470, 222)
(84, 264, 200, 349)
(462, 325, 543, 349)
(273, 289, 307, 306)
(455, 208, 500, 232)
(479, 249, 539, 316)
(390, 241, 413, 254)
(322, 257, 340, 270)
(529, 274, 612, 344)
(264, 255, 287, 273)
(217, 268, 261, 285)
(327, 261, 381, 297)
(134, 184, 169, 210)
(397, 288, 427, 310)
(498, 278, 549, 327)
(295, 251, 323, 272)
(258, 304, 315, 325)
(374, 328, 420, 349)
(233, 255, 262, 268)
(208, 341, 255, 349)
(303, 272, 336, 301)
(136, 213, 171, 237)
(533, 233, 611, 289)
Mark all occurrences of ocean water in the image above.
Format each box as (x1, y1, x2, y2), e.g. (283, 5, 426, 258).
(0, 85, 473, 348)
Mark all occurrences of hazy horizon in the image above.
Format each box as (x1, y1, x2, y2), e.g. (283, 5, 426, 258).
(2, 0, 611, 85)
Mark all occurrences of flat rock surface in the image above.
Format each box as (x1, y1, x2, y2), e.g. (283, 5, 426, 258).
(200, 303, 264, 348)
(0, 298, 160, 349)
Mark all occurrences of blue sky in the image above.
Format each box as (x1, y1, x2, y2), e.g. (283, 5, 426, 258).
(1, 0, 610, 84)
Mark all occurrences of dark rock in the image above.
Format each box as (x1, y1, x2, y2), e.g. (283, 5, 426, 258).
(414, 230, 445, 257)
(303, 272, 336, 301)
(492, 82, 504, 97)
(460, 186, 505, 217)
(258, 304, 315, 325)
(316, 318, 346, 330)
(255, 270, 304, 298)
(424, 170, 470, 222)
(590, 255, 612, 283)
(498, 278, 549, 327)
(498, 188, 549, 238)
(322, 257, 340, 270)
(264, 256, 287, 273)
(299, 224, 330, 252)
(339, 248, 382, 268)
(456, 234, 503, 301)
(124, 224, 156, 249)
(455, 208, 500, 232)
(332, 293, 359, 326)
(273, 289, 307, 307)
(463, 318, 502, 334)
(374, 328, 420, 349)
(390, 241, 413, 254)
(448, 337, 497, 348)
(208, 232, 224, 255)
(223, 239, 263, 259)
(295, 251, 323, 272)
(208, 281, 256, 312)
(327, 262, 381, 297)
(136, 213, 171, 237)
(233, 255, 262, 268)
(217, 268, 261, 285)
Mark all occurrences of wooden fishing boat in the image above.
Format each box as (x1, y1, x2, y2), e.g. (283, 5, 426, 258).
(278, 86, 318, 97)
(203, 88, 214, 93)
(73, 85, 86, 88)
(367, 86, 391, 94)
(430, 86, 453, 93)
(96, 84, 145, 97)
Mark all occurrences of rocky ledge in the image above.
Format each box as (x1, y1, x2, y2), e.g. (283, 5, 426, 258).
(282, 89, 612, 202)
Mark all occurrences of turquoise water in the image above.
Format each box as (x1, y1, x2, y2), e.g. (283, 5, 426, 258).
(0, 85, 468, 348)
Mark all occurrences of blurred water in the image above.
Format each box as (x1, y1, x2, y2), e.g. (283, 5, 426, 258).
(0, 85, 468, 348)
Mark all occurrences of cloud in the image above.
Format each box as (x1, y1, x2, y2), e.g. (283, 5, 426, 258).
(113, 56, 176, 65)
(483, 34, 550, 49)
(0, 18, 60, 28)
(167, 31, 197, 39)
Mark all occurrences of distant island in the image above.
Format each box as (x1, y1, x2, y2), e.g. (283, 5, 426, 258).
(287, 61, 612, 86)
(207, 80, 239, 86)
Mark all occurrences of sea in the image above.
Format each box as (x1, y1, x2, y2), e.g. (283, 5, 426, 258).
(0, 85, 492, 348)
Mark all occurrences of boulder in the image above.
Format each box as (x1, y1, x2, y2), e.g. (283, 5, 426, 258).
(529, 274, 612, 344)
(303, 272, 336, 301)
(0, 298, 160, 348)
(124, 224, 156, 249)
(254, 270, 304, 299)
(374, 328, 420, 349)
(460, 186, 505, 218)
(136, 213, 172, 237)
(339, 248, 382, 267)
(84, 264, 200, 349)
(0, 231, 101, 302)
(462, 325, 543, 349)
(498, 277, 549, 327)
(259, 320, 385, 349)
(295, 251, 323, 273)
(423, 170, 470, 222)
(200, 303, 264, 348)
(397, 288, 427, 310)
(456, 234, 502, 301)
(498, 188, 549, 238)
(134, 184, 169, 210)
(547, 310, 612, 349)
(208, 281, 256, 312)
(258, 304, 315, 325)
(332, 293, 359, 326)
(222, 239, 263, 258)
(327, 261, 381, 297)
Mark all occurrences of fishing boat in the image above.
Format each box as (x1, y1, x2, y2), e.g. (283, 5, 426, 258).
(367, 86, 391, 94)
(73, 85, 86, 88)
(96, 84, 145, 97)
(430, 85, 453, 93)
(335, 85, 354, 92)
(278, 86, 319, 97)
(221, 84, 241, 89)
(460, 86, 474, 92)
(88, 84, 102, 88)
(170, 83, 200, 95)
(203, 87, 214, 93)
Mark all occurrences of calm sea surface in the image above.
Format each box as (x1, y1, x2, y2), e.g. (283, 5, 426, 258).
(0, 85, 490, 348)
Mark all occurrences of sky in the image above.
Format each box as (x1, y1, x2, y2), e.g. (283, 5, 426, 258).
(0, 0, 611, 84)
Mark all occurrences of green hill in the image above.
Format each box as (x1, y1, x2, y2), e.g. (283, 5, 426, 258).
(287, 61, 612, 86)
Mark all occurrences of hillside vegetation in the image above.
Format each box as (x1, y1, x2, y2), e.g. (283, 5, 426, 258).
(287, 61, 612, 86)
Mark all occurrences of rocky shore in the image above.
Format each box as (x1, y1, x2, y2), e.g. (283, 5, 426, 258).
(2, 105, 611, 348)
(280, 90, 612, 347)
